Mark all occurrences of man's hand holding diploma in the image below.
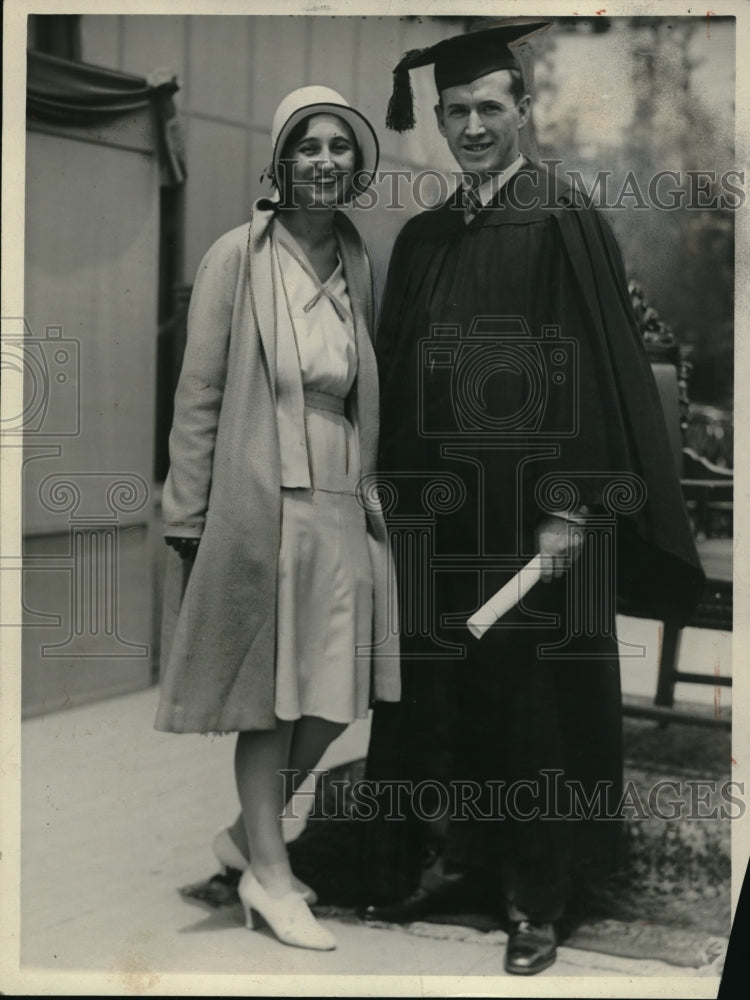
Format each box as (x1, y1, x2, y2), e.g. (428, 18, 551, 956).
(536, 514, 585, 583)
(466, 514, 586, 639)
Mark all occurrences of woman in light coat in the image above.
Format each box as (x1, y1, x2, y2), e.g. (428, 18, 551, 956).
(155, 87, 399, 951)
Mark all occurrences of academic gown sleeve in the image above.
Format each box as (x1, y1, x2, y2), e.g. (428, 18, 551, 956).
(375, 169, 704, 627)
(554, 202, 705, 624)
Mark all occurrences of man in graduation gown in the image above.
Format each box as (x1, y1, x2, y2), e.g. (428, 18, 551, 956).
(360, 19, 704, 975)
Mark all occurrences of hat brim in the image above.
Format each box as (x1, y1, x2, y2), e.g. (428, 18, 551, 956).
(272, 103, 379, 196)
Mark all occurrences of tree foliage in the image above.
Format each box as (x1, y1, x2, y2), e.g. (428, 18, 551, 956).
(535, 18, 735, 407)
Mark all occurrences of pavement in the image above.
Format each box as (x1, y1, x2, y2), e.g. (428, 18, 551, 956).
(3, 616, 731, 996)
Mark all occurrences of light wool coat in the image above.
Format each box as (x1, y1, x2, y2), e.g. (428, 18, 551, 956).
(155, 199, 400, 733)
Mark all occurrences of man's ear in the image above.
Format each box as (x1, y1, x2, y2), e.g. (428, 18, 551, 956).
(517, 94, 532, 131)
(434, 102, 446, 137)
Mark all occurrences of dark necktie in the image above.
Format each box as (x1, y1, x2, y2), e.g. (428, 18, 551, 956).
(463, 185, 483, 226)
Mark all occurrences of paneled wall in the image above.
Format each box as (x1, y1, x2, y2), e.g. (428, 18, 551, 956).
(79, 14, 465, 293)
(76, 13, 737, 302)
(23, 110, 161, 715)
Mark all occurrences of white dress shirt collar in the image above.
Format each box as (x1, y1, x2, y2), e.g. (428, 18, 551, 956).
(462, 153, 526, 217)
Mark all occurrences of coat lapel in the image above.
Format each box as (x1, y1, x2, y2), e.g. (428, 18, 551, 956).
(247, 199, 279, 393)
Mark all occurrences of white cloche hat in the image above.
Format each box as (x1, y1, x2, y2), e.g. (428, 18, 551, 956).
(269, 85, 379, 193)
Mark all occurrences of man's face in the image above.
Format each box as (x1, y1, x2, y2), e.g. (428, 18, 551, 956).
(435, 69, 531, 185)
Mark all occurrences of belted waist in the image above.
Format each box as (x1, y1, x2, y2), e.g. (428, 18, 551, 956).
(303, 389, 346, 415)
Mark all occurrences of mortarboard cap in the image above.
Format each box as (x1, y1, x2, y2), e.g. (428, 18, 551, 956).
(387, 18, 551, 132)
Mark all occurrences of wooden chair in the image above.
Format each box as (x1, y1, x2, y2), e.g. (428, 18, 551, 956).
(620, 287, 733, 727)
(653, 446, 732, 725)
(631, 364, 733, 728)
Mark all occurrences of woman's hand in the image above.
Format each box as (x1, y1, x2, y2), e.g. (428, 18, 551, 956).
(165, 536, 200, 560)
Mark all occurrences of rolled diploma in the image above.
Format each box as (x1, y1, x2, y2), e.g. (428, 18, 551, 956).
(466, 554, 543, 640)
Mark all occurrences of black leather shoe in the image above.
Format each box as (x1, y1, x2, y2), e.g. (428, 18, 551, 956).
(359, 880, 477, 924)
(504, 919, 557, 975)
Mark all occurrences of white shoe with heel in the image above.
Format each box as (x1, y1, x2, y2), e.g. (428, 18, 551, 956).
(212, 827, 318, 905)
(238, 870, 336, 951)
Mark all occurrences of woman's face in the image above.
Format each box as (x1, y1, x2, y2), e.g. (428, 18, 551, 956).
(281, 113, 357, 208)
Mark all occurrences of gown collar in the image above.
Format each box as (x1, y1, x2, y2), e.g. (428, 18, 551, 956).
(404, 161, 574, 238)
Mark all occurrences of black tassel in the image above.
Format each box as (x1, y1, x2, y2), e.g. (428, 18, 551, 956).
(386, 48, 424, 132)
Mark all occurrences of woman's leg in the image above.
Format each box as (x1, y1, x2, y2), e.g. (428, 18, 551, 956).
(288, 716, 348, 783)
(229, 717, 347, 859)
(234, 723, 295, 897)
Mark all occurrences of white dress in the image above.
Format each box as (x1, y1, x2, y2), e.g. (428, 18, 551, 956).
(272, 225, 374, 723)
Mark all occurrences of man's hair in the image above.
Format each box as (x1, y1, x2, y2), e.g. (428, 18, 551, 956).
(508, 69, 526, 104)
(438, 67, 527, 106)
